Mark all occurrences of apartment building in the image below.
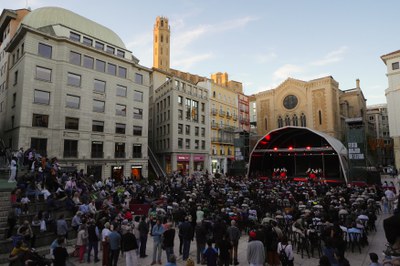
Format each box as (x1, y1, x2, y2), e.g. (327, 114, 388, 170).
(0, 7, 150, 179)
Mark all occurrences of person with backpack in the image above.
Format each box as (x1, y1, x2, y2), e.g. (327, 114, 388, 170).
(277, 235, 294, 266)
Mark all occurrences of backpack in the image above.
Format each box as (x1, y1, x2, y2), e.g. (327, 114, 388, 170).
(279, 244, 289, 265)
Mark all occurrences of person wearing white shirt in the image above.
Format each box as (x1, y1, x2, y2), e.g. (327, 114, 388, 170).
(277, 236, 294, 266)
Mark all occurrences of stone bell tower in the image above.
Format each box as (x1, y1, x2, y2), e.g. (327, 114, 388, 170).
(153, 16, 170, 71)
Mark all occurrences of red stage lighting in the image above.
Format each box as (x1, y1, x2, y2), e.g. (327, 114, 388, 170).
(265, 135, 271, 141)
(273, 147, 278, 151)
(288, 146, 293, 150)
(306, 146, 311, 150)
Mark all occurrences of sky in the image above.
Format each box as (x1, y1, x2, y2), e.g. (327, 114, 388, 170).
(3, 0, 400, 105)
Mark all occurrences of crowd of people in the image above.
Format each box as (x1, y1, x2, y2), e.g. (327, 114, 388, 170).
(4, 151, 400, 266)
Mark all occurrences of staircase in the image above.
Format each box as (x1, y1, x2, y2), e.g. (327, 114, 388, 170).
(148, 147, 166, 179)
(0, 191, 11, 239)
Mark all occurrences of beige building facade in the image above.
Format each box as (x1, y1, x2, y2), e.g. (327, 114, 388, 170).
(255, 76, 366, 141)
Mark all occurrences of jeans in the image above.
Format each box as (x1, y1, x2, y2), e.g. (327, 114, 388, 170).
(152, 240, 162, 262)
(165, 246, 174, 262)
(87, 241, 99, 261)
(140, 234, 147, 257)
(109, 248, 119, 266)
(182, 239, 191, 261)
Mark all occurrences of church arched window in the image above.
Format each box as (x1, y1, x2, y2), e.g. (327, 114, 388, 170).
(277, 116, 283, 128)
(293, 114, 298, 126)
(300, 113, 307, 127)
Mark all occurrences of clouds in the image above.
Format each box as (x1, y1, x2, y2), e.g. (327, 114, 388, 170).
(273, 64, 304, 81)
(311, 46, 348, 66)
(173, 53, 214, 69)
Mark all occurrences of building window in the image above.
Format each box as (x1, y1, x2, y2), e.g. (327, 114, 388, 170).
(116, 85, 127, 97)
(115, 142, 125, 158)
(11, 115, 14, 128)
(292, 114, 298, 126)
(277, 116, 283, 128)
(91, 141, 103, 158)
(95, 41, 104, 50)
(36, 66, 52, 81)
(116, 104, 126, 116)
(93, 100, 105, 113)
(94, 79, 106, 93)
(201, 115, 205, 124)
(195, 140, 199, 149)
(83, 55, 94, 69)
(69, 32, 80, 42)
(185, 125, 190, 135)
(117, 50, 125, 58)
(11, 92, 17, 108)
(106, 46, 115, 54)
(195, 127, 199, 136)
(178, 138, 183, 149)
(185, 139, 190, 149)
(38, 43, 52, 58)
(135, 73, 143, 84)
(65, 117, 79, 130)
(201, 103, 205, 112)
(69, 51, 81, 65)
(67, 73, 81, 87)
(34, 90, 50, 105)
(32, 114, 49, 127)
(392, 62, 400, 70)
(96, 59, 106, 72)
(178, 96, 183, 105)
(64, 140, 78, 158)
(300, 113, 307, 127)
(92, 120, 104, 132)
(318, 110, 322, 125)
(285, 115, 291, 126)
(133, 90, 143, 102)
(133, 126, 142, 136)
(31, 138, 47, 157)
(118, 67, 127, 78)
(178, 124, 183, 134)
(178, 110, 183, 120)
(13, 71, 18, 85)
(82, 36, 93, 46)
(133, 108, 143, 119)
(115, 123, 126, 134)
(107, 63, 116, 75)
(201, 140, 205, 149)
(201, 128, 205, 137)
(132, 144, 142, 158)
(66, 95, 80, 109)
(264, 117, 268, 130)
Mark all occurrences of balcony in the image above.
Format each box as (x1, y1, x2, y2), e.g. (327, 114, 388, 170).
(226, 112, 232, 119)
(211, 137, 221, 143)
(211, 108, 217, 116)
(211, 122, 219, 129)
(240, 118, 249, 124)
(91, 151, 104, 158)
(219, 110, 226, 117)
(232, 114, 238, 121)
(132, 153, 142, 158)
(115, 152, 126, 159)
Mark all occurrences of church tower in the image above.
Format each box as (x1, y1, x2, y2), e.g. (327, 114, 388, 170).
(153, 16, 170, 71)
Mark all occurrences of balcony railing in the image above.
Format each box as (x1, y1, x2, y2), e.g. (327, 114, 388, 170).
(91, 151, 104, 158)
(232, 114, 238, 121)
(219, 110, 225, 117)
(63, 151, 78, 158)
(132, 153, 142, 158)
(211, 122, 219, 129)
(226, 112, 232, 118)
(115, 152, 126, 158)
(211, 108, 217, 116)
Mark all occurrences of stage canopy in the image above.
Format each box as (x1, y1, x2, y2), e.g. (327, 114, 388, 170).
(248, 126, 348, 182)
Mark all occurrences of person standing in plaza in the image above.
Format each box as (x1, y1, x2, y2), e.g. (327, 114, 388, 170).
(8, 156, 17, 183)
(195, 221, 207, 264)
(162, 222, 176, 263)
(87, 219, 100, 263)
(227, 220, 241, 265)
(76, 224, 88, 263)
(151, 218, 165, 265)
(101, 222, 111, 266)
(122, 227, 139, 266)
(180, 216, 194, 261)
(138, 215, 149, 258)
(108, 224, 121, 266)
(247, 231, 265, 266)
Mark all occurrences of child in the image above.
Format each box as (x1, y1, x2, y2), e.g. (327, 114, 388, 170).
(203, 240, 218, 266)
